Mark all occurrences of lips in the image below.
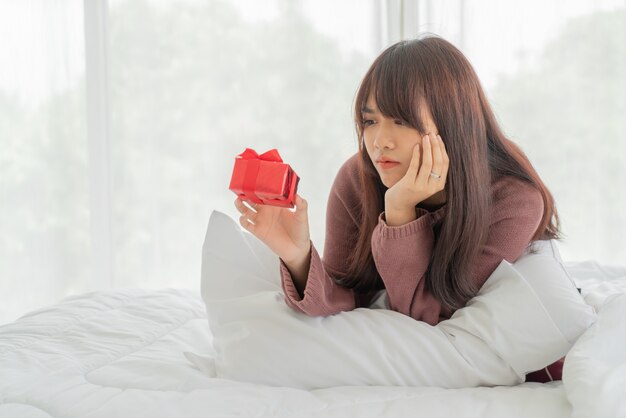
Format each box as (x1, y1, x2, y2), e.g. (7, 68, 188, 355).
(376, 158, 400, 170)
(376, 157, 399, 163)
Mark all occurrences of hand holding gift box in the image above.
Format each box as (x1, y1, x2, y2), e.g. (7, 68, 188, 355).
(228, 148, 300, 208)
(231, 148, 311, 280)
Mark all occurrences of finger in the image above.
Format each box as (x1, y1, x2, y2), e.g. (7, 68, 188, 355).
(243, 199, 259, 213)
(430, 134, 444, 184)
(294, 194, 308, 218)
(438, 134, 449, 165)
(295, 194, 307, 210)
(235, 197, 254, 214)
(416, 133, 434, 184)
(438, 135, 450, 185)
(406, 142, 421, 180)
(234, 197, 246, 214)
(239, 215, 256, 232)
(234, 197, 258, 223)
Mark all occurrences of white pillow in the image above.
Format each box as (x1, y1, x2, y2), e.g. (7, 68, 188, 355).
(511, 239, 597, 344)
(191, 210, 596, 389)
(562, 293, 626, 416)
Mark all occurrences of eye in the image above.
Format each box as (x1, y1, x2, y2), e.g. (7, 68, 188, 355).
(362, 119, 375, 126)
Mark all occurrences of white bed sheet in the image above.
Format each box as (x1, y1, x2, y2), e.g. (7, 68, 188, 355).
(0, 260, 625, 418)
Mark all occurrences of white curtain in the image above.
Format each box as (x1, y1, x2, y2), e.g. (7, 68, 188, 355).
(0, 1, 88, 324)
(0, 0, 380, 324)
(388, 0, 626, 263)
(1, 0, 625, 325)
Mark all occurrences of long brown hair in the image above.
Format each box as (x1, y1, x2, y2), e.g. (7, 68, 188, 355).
(336, 35, 562, 312)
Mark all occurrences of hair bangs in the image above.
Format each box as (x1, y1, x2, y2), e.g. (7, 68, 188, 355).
(355, 46, 429, 139)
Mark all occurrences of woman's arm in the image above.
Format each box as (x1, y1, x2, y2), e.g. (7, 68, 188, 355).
(371, 176, 544, 325)
(370, 206, 445, 323)
(279, 155, 361, 316)
(281, 245, 312, 297)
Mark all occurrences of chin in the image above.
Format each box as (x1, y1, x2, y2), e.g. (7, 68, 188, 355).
(378, 175, 396, 189)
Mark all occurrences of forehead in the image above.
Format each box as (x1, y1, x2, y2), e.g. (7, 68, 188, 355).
(361, 96, 379, 114)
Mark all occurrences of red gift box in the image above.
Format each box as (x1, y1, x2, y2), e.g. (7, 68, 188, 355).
(228, 148, 300, 208)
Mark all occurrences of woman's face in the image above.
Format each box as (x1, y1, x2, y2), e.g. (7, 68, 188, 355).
(362, 95, 439, 188)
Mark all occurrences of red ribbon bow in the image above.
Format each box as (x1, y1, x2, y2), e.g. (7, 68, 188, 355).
(238, 148, 283, 163)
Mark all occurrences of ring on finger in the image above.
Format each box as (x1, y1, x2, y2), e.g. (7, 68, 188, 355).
(429, 171, 441, 179)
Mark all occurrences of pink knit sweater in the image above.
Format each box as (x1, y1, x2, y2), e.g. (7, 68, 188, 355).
(279, 152, 545, 321)
(279, 152, 562, 382)
(280, 154, 563, 382)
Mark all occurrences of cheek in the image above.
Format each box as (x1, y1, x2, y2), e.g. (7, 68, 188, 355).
(404, 142, 421, 164)
(363, 138, 375, 158)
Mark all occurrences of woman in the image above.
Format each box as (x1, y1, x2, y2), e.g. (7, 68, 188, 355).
(234, 35, 562, 382)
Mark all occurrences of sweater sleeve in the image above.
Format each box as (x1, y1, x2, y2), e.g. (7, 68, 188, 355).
(371, 177, 545, 325)
(370, 206, 446, 324)
(278, 155, 361, 316)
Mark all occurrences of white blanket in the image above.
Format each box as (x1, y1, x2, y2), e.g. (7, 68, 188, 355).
(0, 208, 624, 417)
(0, 277, 625, 417)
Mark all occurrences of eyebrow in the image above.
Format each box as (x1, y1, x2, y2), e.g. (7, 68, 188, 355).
(361, 106, 377, 114)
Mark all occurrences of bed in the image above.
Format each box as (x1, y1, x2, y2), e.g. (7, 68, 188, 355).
(1, 215, 625, 417)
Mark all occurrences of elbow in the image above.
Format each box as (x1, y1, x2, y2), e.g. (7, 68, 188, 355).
(282, 294, 350, 317)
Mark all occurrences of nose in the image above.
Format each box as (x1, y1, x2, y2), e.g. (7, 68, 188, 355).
(373, 124, 395, 150)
